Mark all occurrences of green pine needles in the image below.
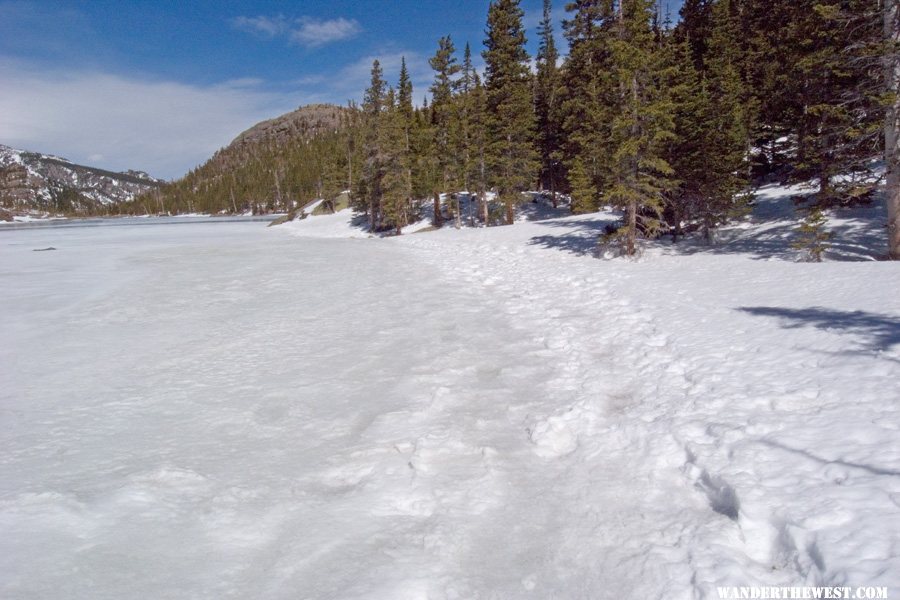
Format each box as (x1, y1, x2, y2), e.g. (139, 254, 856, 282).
(792, 207, 833, 262)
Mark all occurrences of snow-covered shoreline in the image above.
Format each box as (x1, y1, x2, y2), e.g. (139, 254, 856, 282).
(1, 205, 897, 598)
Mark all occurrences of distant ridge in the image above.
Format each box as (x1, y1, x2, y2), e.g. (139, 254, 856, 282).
(0, 144, 163, 215)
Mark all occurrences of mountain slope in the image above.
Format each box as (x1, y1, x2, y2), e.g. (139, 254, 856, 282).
(0, 144, 163, 215)
(135, 103, 352, 216)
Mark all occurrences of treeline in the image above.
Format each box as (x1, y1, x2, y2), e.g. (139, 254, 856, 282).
(342, 0, 890, 254)
(144, 0, 897, 258)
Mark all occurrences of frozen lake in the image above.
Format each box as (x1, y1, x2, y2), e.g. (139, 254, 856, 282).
(2, 217, 898, 598)
(1, 220, 576, 598)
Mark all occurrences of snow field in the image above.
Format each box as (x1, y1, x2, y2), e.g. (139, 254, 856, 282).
(1, 205, 898, 598)
(394, 218, 900, 595)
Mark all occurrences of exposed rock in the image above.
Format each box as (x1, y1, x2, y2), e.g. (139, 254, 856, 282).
(230, 104, 345, 148)
(0, 144, 163, 214)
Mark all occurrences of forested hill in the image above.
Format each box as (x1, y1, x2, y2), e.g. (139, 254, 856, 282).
(127, 103, 354, 215)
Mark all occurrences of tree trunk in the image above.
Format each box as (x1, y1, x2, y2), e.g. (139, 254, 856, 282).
(550, 163, 558, 209)
(672, 204, 683, 243)
(818, 173, 832, 207)
(505, 196, 515, 225)
(433, 192, 443, 227)
(886, 0, 900, 259)
(626, 199, 637, 256)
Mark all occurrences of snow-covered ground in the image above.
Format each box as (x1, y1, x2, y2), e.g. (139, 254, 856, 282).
(2, 195, 898, 598)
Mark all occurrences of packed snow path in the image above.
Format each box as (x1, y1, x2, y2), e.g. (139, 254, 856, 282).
(2, 218, 899, 598)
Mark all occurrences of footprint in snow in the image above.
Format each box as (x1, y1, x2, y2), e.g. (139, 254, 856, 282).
(529, 416, 578, 458)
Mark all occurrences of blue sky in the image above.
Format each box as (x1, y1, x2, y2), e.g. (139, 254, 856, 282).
(0, 0, 684, 179)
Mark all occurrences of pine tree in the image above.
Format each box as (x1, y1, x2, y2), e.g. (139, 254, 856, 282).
(535, 0, 563, 205)
(792, 206, 832, 262)
(568, 156, 598, 213)
(560, 0, 618, 214)
(696, 0, 750, 241)
(662, 29, 705, 240)
(606, 0, 676, 256)
(360, 60, 388, 230)
(678, 0, 714, 71)
(470, 73, 491, 224)
(397, 58, 417, 222)
(483, 0, 539, 224)
(411, 98, 440, 223)
(380, 88, 410, 234)
(788, 1, 876, 205)
(429, 35, 462, 227)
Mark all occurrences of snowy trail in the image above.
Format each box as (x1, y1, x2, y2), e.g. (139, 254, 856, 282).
(397, 222, 900, 595)
(2, 217, 899, 598)
(397, 232, 722, 597)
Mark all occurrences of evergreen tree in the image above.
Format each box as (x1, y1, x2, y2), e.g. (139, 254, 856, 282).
(792, 206, 832, 262)
(411, 98, 440, 222)
(696, 0, 750, 241)
(678, 0, 714, 71)
(451, 43, 480, 225)
(360, 60, 388, 230)
(470, 73, 491, 223)
(606, 0, 676, 256)
(398, 58, 417, 221)
(567, 156, 597, 214)
(380, 88, 410, 233)
(662, 30, 705, 240)
(535, 0, 563, 205)
(790, 1, 877, 205)
(429, 35, 462, 226)
(483, 0, 539, 224)
(560, 0, 617, 214)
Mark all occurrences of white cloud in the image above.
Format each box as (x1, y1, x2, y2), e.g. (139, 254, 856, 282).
(231, 14, 362, 48)
(291, 17, 362, 48)
(0, 60, 307, 179)
(230, 15, 289, 38)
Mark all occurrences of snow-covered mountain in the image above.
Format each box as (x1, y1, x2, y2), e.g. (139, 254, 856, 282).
(0, 144, 163, 215)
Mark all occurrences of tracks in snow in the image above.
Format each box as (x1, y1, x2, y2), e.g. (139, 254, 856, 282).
(397, 232, 827, 597)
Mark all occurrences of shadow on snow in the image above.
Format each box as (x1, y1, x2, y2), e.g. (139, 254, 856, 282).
(736, 306, 900, 354)
(526, 214, 885, 262)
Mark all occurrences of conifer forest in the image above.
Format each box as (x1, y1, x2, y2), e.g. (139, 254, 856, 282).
(134, 0, 900, 259)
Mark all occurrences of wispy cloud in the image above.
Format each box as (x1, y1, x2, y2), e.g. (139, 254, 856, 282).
(231, 14, 362, 48)
(231, 15, 289, 38)
(291, 17, 361, 48)
(0, 60, 308, 179)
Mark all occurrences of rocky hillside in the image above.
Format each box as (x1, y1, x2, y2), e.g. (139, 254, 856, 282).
(0, 144, 163, 215)
(133, 103, 352, 216)
(230, 103, 346, 149)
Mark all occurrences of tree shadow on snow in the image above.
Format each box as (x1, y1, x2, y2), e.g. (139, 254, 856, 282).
(737, 306, 900, 355)
(526, 215, 617, 257)
(664, 217, 885, 262)
(754, 438, 900, 478)
(524, 193, 886, 261)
